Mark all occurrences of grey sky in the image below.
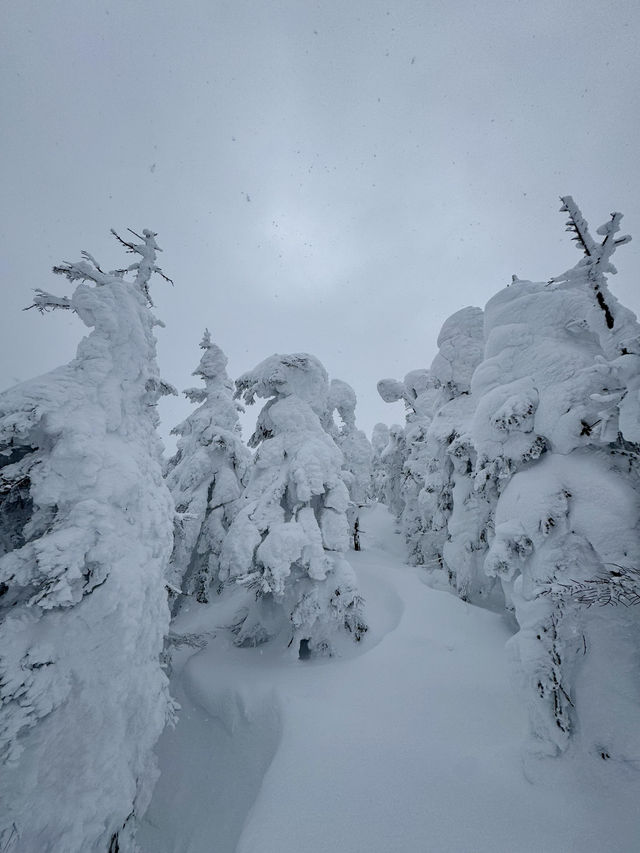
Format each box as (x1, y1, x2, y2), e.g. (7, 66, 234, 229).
(2, 0, 639, 446)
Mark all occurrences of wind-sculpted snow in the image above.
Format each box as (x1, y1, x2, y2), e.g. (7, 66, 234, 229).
(0, 233, 174, 852)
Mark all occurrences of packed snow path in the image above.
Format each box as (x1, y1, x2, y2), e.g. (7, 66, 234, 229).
(140, 506, 640, 853)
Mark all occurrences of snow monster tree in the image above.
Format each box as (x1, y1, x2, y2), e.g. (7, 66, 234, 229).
(477, 199, 640, 758)
(220, 353, 367, 657)
(0, 230, 175, 852)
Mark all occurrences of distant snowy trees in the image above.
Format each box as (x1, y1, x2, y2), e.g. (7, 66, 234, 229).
(478, 199, 640, 757)
(370, 423, 389, 502)
(0, 230, 175, 852)
(220, 354, 367, 657)
(325, 379, 372, 550)
(165, 330, 251, 605)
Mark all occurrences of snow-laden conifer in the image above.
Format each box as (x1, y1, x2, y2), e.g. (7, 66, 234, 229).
(475, 200, 640, 756)
(165, 330, 251, 605)
(219, 354, 367, 656)
(379, 423, 406, 523)
(0, 230, 175, 852)
(325, 379, 372, 550)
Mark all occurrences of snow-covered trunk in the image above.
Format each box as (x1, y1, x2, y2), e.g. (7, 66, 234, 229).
(370, 423, 390, 503)
(0, 236, 174, 852)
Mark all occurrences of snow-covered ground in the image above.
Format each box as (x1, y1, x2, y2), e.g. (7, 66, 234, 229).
(140, 505, 640, 853)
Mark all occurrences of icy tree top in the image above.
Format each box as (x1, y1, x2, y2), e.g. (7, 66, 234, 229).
(28, 227, 173, 315)
(430, 306, 484, 397)
(182, 328, 235, 406)
(14, 229, 176, 437)
(377, 368, 435, 420)
(235, 353, 329, 415)
(328, 378, 357, 430)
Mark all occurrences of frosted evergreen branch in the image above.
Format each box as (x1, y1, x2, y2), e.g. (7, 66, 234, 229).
(559, 196, 596, 257)
(24, 289, 73, 313)
(110, 227, 174, 304)
(110, 228, 138, 254)
(52, 259, 109, 285)
(541, 564, 640, 607)
(80, 250, 104, 272)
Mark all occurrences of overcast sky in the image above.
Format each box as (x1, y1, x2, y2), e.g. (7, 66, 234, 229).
(2, 0, 639, 447)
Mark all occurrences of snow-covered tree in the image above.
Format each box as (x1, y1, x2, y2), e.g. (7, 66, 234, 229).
(370, 422, 390, 503)
(425, 306, 500, 605)
(325, 379, 372, 550)
(476, 199, 640, 756)
(377, 370, 435, 563)
(219, 354, 367, 657)
(165, 330, 251, 605)
(0, 230, 175, 852)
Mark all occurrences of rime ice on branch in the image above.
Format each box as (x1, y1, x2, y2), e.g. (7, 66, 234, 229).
(165, 330, 251, 604)
(551, 196, 633, 354)
(0, 230, 175, 853)
(370, 423, 390, 503)
(220, 353, 367, 657)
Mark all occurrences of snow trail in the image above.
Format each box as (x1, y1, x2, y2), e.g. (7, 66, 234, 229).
(140, 505, 640, 853)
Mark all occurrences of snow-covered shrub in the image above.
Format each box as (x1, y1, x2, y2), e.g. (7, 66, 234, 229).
(165, 330, 251, 605)
(325, 379, 372, 550)
(219, 353, 367, 657)
(0, 231, 175, 852)
(478, 199, 640, 757)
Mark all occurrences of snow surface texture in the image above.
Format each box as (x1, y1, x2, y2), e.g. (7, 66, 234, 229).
(140, 505, 640, 853)
(166, 330, 251, 605)
(220, 354, 367, 656)
(0, 232, 174, 852)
